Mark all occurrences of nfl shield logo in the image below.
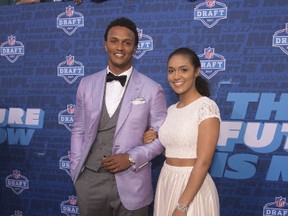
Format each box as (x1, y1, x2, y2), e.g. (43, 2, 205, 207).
(67, 104, 75, 114)
(205, 48, 214, 59)
(69, 196, 77, 205)
(138, 29, 143, 40)
(13, 170, 21, 179)
(8, 35, 16, 46)
(66, 55, 75, 66)
(13, 210, 23, 216)
(206, 0, 215, 7)
(275, 197, 286, 208)
(66, 6, 74, 17)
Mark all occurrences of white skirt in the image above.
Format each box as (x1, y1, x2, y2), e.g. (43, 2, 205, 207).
(153, 162, 220, 216)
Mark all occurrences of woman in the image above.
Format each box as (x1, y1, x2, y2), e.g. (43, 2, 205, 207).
(144, 47, 220, 216)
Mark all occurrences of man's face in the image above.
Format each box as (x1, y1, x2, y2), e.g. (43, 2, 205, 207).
(104, 26, 137, 75)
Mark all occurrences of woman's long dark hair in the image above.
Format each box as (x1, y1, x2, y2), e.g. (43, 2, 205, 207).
(167, 47, 210, 97)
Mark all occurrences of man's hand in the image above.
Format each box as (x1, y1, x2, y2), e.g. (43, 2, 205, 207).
(101, 153, 130, 174)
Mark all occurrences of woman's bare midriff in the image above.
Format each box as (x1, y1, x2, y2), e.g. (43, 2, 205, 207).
(166, 157, 197, 167)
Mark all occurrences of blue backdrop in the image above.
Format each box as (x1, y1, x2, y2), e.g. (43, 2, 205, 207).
(1, 0, 288, 215)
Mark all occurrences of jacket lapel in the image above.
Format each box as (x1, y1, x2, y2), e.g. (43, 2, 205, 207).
(88, 70, 106, 135)
(115, 70, 143, 135)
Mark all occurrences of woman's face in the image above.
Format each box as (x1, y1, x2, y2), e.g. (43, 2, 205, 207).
(167, 54, 200, 97)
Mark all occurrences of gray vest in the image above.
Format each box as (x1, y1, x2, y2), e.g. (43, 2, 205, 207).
(84, 101, 122, 172)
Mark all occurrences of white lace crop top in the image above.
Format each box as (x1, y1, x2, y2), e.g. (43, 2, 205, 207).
(158, 97, 220, 159)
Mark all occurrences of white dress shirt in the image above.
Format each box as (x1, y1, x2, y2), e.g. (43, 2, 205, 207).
(105, 66, 132, 117)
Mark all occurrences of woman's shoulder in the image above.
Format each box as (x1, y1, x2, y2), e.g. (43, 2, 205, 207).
(198, 97, 221, 121)
(199, 96, 219, 108)
(167, 103, 177, 111)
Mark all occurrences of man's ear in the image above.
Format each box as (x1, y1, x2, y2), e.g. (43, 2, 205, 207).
(104, 42, 108, 52)
(133, 46, 137, 55)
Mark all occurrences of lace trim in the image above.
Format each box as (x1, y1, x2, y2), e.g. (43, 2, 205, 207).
(198, 101, 220, 124)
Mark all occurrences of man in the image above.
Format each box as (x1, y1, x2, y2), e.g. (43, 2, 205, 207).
(70, 17, 167, 216)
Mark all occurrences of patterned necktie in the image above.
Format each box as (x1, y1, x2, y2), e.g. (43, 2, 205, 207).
(106, 72, 127, 87)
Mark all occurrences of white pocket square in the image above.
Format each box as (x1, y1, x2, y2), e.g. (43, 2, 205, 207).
(131, 97, 146, 105)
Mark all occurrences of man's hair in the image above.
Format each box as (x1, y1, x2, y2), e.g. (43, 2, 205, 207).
(104, 17, 139, 46)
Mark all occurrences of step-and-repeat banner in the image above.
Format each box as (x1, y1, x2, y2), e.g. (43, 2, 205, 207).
(1, 0, 288, 215)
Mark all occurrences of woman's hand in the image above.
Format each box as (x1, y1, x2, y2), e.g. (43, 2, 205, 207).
(172, 209, 187, 216)
(143, 128, 158, 144)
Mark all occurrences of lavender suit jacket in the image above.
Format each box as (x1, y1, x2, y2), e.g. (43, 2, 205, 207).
(70, 68, 167, 210)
